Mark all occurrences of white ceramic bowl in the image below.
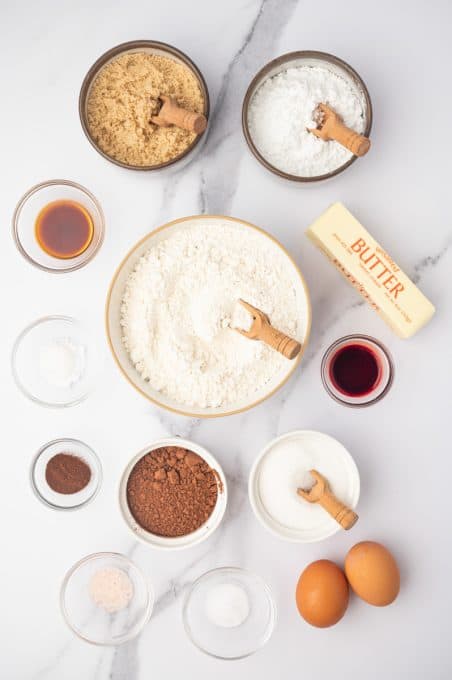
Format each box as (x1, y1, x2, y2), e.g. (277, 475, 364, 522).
(106, 215, 311, 418)
(119, 438, 227, 550)
(249, 430, 360, 543)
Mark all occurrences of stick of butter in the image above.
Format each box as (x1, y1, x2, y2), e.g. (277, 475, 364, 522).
(306, 202, 435, 338)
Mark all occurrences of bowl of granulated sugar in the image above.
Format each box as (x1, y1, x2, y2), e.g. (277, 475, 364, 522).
(106, 215, 311, 417)
(242, 51, 372, 182)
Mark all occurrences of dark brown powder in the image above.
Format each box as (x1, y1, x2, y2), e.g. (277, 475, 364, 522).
(126, 446, 219, 537)
(45, 453, 91, 494)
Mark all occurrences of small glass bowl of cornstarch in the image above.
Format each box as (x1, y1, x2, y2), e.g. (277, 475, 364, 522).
(11, 316, 99, 407)
(242, 51, 372, 182)
(183, 567, 276, 659)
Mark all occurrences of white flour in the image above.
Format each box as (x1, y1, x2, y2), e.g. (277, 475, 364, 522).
(120, 221, 303, 409)
(247, 65, 366, 177)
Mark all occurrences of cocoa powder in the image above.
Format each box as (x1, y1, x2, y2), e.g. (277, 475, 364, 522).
(126, 446, 219, 537)
(45, 453, 91, 494)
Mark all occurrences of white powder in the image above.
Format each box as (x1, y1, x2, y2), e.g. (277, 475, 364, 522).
(89, 567, 134, 613)
(258, 434, 354, 531)
(39, 338, 85, 388)
(120, 220, 303, 409)
(205, 582, 250, 628)
(247, 65, 366, 177)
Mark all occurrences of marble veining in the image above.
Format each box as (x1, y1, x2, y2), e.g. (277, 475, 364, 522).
(3, 0, 452, 679)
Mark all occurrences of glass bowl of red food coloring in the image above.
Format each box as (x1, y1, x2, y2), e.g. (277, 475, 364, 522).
(321, 334, 394, 407)
(12, 179, 104, 273)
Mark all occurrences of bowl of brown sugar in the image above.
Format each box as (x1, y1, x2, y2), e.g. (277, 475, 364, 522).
(119, 438, 227, 550)
(79, 41, 209, 171)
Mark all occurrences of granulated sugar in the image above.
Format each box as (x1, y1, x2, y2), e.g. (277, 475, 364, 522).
(247, 65, 366, 177)
(120, 220, 303, 409)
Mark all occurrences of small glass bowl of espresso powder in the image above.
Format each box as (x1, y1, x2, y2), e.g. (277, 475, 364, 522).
(31, 438, 102, 510)
(12, 179, 104, 273)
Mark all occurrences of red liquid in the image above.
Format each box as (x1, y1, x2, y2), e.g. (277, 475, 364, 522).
(330, 344, 380, 397)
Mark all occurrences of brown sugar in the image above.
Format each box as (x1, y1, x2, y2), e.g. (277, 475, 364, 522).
(126, 446, 219, 537)
(86, 52, 205, 166)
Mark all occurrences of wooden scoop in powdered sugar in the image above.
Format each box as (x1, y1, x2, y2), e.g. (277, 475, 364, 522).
(233, 299, 301, 360)
(308, 103, 370, 157)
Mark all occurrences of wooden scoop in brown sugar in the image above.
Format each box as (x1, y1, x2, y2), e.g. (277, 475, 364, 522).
(297, 469, 358, 530)
(308, 103, 371, 157)
(150, 95, 207, 134)
(234, 299, 302, 360)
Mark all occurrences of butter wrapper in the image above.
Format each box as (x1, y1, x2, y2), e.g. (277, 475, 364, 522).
(306, 202, 435, 338)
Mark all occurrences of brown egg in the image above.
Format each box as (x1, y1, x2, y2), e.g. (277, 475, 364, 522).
(345, 541, 400, 606)
(295, 559, 349, 627)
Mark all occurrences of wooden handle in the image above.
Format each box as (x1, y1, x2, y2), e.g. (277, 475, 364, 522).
(319, 492, 359, 530)
(152, 96, 207, 134)
(328, 121, 370, 157)
(259, 323, 302, 360)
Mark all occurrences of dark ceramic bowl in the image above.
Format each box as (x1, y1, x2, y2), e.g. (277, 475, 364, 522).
(242, 51, 372, 182)
(79, 40, 210, 171)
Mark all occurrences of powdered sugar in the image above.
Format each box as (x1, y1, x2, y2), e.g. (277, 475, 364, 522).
(247, 65, 366, 177)
(120, 220, 304, 409)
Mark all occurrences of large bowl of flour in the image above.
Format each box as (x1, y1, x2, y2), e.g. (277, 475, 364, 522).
(106, 215, 311, 417)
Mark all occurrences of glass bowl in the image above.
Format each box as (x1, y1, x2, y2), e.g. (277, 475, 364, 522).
(321, 334, 394, 407)
(183, 567, 276, 659)
(242, 51, 372, 182)
(61, 552, 153, 646)
(12, 179, 104, 272)
(79, 40, 210, 171)
(12, 315, 98, 407)
(30, 438, 102, 510)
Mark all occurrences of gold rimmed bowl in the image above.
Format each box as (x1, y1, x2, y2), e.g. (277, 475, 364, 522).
(106, 215, 311, 418)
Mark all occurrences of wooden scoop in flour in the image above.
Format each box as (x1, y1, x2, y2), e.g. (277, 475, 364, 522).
(150, 95, 207, 134)
(297, 469, 358, 530)
(234, 299, 301, 360)
(308, 103, 370, 157)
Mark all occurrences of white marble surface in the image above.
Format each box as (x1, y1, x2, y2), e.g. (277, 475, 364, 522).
(2, 1, 451, 678)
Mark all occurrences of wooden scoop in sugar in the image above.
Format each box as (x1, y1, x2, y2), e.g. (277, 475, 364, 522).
(150, 95, 207, 134)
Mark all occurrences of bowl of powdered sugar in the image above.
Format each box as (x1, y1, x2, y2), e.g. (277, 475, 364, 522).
(106, 215, 311, 417)
(243, 51, 372, 182)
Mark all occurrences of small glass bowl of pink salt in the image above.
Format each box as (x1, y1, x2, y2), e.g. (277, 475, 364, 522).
(61, 552, 154, 645)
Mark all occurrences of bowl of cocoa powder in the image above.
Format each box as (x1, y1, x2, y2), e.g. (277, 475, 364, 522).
(79, 41, 209, 171)
(119, 438, 227, 550)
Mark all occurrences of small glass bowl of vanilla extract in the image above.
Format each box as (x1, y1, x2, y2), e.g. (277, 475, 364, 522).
(12, 179, 104, 273)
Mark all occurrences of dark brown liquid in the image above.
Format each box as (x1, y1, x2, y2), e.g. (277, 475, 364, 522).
(35, 200, 94, 259)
